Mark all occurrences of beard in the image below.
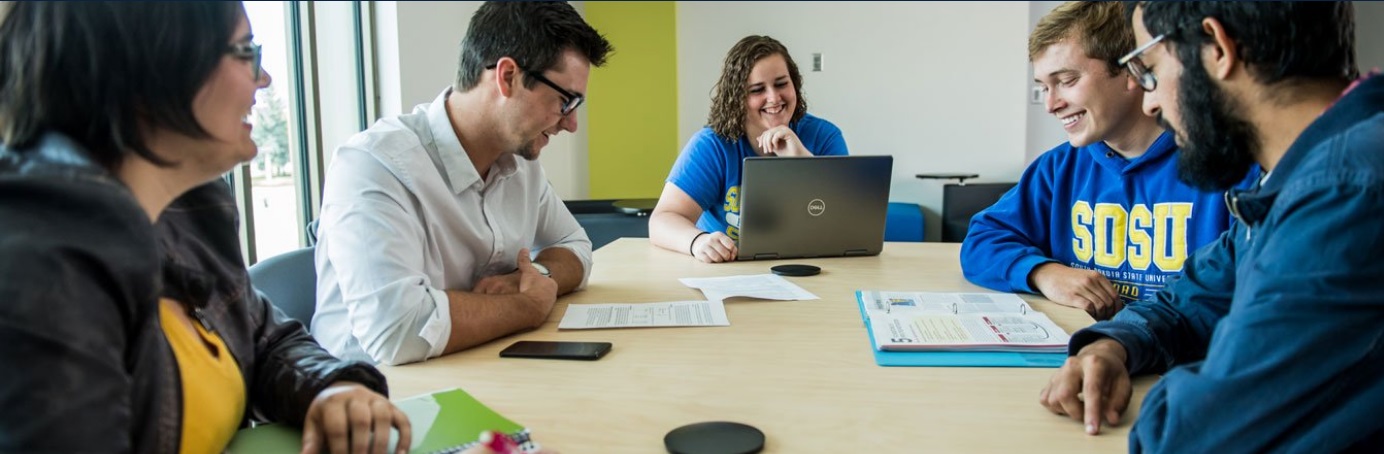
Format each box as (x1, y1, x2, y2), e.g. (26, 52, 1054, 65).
(1164, 59, 1260, 191)
(512, 140, 540, 161)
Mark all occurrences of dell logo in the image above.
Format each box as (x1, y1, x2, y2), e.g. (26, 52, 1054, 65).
(807, 199, 826, 216)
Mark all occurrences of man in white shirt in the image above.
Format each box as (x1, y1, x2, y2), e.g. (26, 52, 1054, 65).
(313, 1, 612, 365)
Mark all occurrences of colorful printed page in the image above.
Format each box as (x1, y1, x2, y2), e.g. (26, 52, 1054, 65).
(227, 387, 535, 454)
(857, 291, 1070, 353)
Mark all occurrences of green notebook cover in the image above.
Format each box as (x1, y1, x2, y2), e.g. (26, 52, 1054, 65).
(227, 387, 530, 454)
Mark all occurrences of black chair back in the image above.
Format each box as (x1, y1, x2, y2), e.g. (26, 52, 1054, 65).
(941, 183, 1016, 243)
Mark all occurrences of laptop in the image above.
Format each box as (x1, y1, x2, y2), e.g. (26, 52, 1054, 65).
(736, 155, 893, 260)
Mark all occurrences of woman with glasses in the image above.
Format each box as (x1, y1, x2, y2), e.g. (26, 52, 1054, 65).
(0, 3, 412, 453)
(650, 35, 849, 263)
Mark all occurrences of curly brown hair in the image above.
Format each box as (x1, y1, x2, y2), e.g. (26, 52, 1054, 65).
(707, 35, 807, 141)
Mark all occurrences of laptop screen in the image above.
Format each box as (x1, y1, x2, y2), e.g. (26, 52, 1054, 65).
(737, 155, 893, 260)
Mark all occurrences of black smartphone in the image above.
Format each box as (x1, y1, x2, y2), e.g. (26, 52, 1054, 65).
(499, 340, 612, 360)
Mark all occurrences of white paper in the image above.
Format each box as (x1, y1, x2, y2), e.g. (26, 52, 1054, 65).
(558, 300, 730, 329)
(678, 274, 819, 303)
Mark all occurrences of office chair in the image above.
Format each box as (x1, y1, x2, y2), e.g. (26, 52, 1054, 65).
(940, 182, 1016, 243)
(247, 246, 317, 328)
(916, 174, 1016, 243)
(884, 202, 925, 242)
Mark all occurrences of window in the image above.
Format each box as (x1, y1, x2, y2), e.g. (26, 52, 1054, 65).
(243, 1, 300, 261)
(234, 1, 374, 264)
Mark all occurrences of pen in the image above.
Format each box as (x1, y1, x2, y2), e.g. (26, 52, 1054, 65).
(480, 430, 522, 454)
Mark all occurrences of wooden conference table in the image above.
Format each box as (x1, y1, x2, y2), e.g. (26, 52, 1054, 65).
(379, 239, 1154, 453)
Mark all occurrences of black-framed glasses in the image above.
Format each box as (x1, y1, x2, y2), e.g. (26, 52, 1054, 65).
(486, 63, 585, 116)
(1118, 33, 1167, 92)
(227, 41, 264, 83)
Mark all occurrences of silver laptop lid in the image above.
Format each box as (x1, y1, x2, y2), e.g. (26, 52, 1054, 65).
(737, 155, 893, 261)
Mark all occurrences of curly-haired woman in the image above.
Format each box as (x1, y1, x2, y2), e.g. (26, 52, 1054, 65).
(649, 35, 849, 263)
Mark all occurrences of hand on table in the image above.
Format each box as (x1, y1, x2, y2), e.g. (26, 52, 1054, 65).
(301, 381, 411, 454)
(1039, 338, 1132, 435)
(473, 270, 521, 295)
(512, 249, 558, 327)
(692, 231, 738, 263)
(1029, 262, 1123, 320)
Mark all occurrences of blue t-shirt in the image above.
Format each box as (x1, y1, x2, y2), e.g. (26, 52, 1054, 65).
(960, 131, 1257, 303)
(666, 113, 848, 239)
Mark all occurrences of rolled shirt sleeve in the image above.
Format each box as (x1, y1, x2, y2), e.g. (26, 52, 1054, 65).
(315, 148, 454, 365)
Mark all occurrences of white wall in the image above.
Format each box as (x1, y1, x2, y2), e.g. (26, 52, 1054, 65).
(372, 1, 588, 199)
(373, 1, 1052, 229)
(1025, 1, 1068, 163)
(1357, 2, 1384, 73)
(677, 2, 1030, 240)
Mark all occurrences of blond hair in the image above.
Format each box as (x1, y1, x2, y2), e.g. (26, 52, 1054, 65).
(1029, 1, 1134, 76)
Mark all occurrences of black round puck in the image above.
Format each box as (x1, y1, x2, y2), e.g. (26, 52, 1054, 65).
(664, 421, 765, 454)
(770, 264, 820, 277)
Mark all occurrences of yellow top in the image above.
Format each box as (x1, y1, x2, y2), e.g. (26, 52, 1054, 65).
(158, 299, 246, 454)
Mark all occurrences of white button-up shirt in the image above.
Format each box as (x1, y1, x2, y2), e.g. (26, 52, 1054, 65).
(312, 88, 592, 365)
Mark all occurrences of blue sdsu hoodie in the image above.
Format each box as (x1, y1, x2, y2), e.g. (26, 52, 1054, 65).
(960, 131, 1251, 303)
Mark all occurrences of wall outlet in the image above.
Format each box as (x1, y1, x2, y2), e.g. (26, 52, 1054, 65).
(1030, 85, 1044, 105)
(812, 53, 823, 72)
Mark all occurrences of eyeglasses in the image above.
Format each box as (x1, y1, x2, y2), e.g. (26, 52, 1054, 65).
(486, 63, 585, 116)
(227, 41, 264, 83)
(1118, 33, 1168, 92)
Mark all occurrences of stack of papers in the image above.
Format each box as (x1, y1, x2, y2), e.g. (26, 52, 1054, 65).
(558, 274, 818, 330)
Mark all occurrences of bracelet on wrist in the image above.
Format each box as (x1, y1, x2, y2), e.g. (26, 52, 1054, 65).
(689, 231, 709, 256)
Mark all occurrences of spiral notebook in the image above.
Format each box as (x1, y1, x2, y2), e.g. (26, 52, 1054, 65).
(227, 387, 537, 453)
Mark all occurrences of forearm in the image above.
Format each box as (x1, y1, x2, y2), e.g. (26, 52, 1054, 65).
(960, 228, 1052, 293)
(535, 246, 584, 295)
(648, 211, 703, 256)
(1069, 303, 1190, 376)
(440, 291, 546, 355)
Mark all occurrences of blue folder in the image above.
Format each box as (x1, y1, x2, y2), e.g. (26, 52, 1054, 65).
(855, 292, 1066, 368)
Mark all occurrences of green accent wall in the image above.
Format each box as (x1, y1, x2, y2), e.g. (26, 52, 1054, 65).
(585, 2, 678, 199)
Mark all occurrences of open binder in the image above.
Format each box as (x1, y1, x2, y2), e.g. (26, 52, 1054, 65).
(855, 290, 1068, 367)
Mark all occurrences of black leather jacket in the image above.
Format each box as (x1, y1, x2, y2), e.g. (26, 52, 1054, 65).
(0, 134, 388, 453)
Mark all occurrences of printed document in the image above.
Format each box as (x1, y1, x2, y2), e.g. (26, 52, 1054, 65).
(679, 274, 818, 303)
(857, 290, 1070, 353)
(559, 300, 730, 329)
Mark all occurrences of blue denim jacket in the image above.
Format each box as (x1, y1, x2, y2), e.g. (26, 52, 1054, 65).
(1071, 75, 1384, 452)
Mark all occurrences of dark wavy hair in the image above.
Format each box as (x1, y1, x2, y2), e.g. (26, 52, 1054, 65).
(454, 1, 613, 92)
(0, 1, 243, 172)
(707, 35, 807, 141)
(1131, 2, 1356, 92)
